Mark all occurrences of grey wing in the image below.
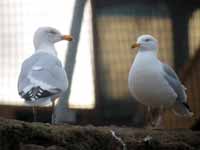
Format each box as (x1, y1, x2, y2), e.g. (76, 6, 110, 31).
(18, 54, 68, 97)
(162, 63, 179, 80)
(29, 55, 68, 92)
(162, 63, 193, 117)
(18, 56, 38, 94)
(162, 63, 186, 102)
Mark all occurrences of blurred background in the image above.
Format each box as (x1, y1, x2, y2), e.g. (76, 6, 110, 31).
(0, 0, 200, 128)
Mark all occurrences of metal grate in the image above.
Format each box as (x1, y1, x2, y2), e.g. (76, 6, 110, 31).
(94, 1, 173, 101)
(0, 0, 75, 105)
(0, 0, 95, 109)
(0, 0, 24, 104)
(189, 9, 200, 57)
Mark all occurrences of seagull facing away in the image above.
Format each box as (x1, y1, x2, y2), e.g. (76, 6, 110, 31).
(18, 27, 73, 124)
(128, 35, 193, 127)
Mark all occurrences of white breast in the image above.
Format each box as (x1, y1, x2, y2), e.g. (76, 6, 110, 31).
(128, 52, 177, 108)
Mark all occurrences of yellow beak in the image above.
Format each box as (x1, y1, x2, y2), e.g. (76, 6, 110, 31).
(131, 43, 140, 49)
(63, 35, 73, 41)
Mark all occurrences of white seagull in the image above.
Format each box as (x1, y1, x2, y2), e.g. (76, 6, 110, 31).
(18, 27, 73, 124)
(128, 35, 193, 127)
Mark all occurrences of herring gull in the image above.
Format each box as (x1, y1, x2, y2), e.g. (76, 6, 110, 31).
(18, 27, 72, 124)
(128, 35, 193, 127)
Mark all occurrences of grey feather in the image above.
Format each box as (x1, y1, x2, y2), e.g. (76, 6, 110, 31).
(162, 63, 193, 117)
(162, 64, 179, 80)
(162, 64, 186, 103)
(18, 52, 68, 101)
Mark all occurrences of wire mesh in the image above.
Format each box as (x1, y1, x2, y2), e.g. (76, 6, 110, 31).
(0, 0, 75, 105)
(0, 0, 24, 104)
(94, 1, 173, 101)
(93, 1, 200, 127)
(0, 0, 95, 109)
(0, 0, 200, 127)
(189, 9, 200, 57)
(164, 9, 200, 127)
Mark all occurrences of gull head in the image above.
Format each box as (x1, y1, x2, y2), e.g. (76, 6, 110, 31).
(33, 27, 73, 49)
(131, 35, 158, 52)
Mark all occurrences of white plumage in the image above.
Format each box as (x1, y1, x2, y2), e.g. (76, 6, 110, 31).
(129, 51, 177, 107)
(128, 35, 193, 127)
(18, 27, 73, 123)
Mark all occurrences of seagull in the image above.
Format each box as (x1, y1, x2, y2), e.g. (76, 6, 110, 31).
(18, 27, 73, 124)
(128, 34, 193, 127)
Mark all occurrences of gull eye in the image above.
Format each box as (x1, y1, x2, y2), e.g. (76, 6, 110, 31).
(49, 30, 57, 34)
(144, 38, 151, 42)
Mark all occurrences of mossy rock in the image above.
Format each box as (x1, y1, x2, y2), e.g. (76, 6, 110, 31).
(0, 118, 200, 150)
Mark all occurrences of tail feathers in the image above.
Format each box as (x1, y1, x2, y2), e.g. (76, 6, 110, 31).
(173, 102, 194, 117)
(20, 86, 60, 106)
(20, 86, 60, 102)
(24, 97, 52, 106)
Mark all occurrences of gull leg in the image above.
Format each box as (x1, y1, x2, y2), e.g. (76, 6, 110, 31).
(146, 107, 163, 129)
(32, 105, 37, 122)
(148, 106, 152, 123)
(147, 107, 164, 129)
(146, 106, 153, 128)
(51, 98, 56, 124)
(155, 114, 163, 128)
(155, 107, 164, 128)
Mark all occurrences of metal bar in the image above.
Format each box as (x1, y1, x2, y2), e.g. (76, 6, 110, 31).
(55, 0, 87, 123)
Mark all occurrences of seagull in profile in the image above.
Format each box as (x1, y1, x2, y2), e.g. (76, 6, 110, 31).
(18, 27, 73, 124)
(128, 34, 193, 127)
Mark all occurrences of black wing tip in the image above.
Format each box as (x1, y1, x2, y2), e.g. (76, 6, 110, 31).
(20, 86, 56, 102)
(182, 102, 192, 112)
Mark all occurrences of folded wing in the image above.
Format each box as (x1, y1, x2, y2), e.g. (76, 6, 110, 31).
(18, 53, 68, 102)
(162, 63, 193, 117)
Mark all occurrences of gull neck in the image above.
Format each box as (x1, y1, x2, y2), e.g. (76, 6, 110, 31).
(35, 43, 57, 57)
